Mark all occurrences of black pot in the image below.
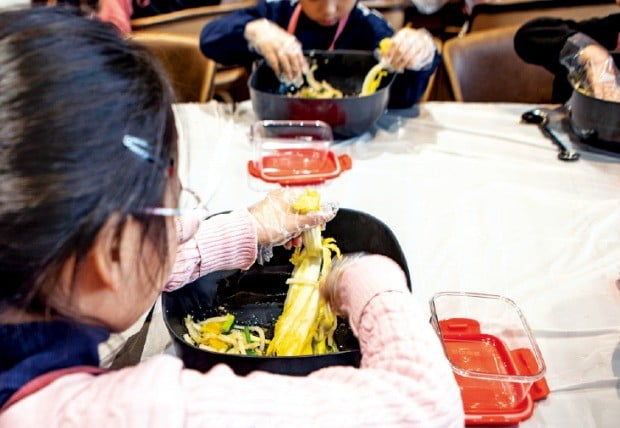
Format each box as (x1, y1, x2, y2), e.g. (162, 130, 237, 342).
(567, 52, 620, 152)
(249, 50, 395, 139)
(162, 208, 410, 376)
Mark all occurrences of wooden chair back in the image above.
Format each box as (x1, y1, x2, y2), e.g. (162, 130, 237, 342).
(443, 25, 554, 102)
(130, 32, 217, 102)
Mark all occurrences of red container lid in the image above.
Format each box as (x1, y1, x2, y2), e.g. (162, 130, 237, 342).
(248, 150, 352, 185)
(438, 318, 549, 426)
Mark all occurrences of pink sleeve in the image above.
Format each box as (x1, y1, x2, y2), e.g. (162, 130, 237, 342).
(164, 209, 258, 291)
(6, 257, 463, 426)
(98, 0, 133, 35)
(176, 255, 464, 426)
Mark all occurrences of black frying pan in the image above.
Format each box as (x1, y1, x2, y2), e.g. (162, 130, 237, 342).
(567, 52, 620, 152)
(249, 50, 395, 139)
(162, 208, 410, 376)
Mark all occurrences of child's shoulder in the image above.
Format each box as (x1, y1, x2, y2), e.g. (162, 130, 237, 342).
(261, 0, 296, 9)
(352, 3, 392, 27)
(259, 0, 297, 17)
(349, 2, 393, 32)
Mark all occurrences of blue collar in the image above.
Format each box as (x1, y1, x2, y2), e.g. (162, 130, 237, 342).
(0, 321, 109, 407)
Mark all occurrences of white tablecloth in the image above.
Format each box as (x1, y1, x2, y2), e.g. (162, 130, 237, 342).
(167, 101, 620, 426)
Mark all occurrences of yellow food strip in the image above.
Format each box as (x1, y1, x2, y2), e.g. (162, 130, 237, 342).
(266, 190, 342, 356)
(292, 189, 321, 213)
(379, 37, 392, 56)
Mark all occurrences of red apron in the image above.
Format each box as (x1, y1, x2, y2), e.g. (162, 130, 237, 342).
(286, 3, 350, 51)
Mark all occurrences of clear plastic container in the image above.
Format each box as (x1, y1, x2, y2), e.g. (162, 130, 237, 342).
(250, 120, 332, 179)
(429, 292, 547, 424)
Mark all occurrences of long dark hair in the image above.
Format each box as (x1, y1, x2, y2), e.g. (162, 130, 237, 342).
(0, 7, 177, 316)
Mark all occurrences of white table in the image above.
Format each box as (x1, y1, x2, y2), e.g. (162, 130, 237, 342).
(0, 0, 30, 9)
(166, 101, 620, 426)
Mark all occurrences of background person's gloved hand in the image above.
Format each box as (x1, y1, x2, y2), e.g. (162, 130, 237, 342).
(579, 44, 620, 101)
(248, 188, 338, 262)
(244, 18, 307, 82)
(560, 33, 620, 102)
(380, 27, 436, 72)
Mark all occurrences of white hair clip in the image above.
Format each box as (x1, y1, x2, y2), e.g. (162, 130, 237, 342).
(122, 134, 169, 169)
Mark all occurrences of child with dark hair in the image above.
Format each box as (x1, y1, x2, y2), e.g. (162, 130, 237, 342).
(0, 7, 462, 426)
(200, 0, 440, 108)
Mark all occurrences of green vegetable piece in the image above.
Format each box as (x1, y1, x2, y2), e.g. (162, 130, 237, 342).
(243, 326, 252, 344)
(220, 314, 235, 334)
(247, 350, 257, 356)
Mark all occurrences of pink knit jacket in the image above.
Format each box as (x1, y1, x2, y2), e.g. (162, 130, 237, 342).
(0, 209, 464, 427)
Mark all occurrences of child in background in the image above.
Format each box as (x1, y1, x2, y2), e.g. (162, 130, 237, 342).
(514, 4, 620, 103)
(200, 0, 440, 108)
(99, 0, 221, 35)
(0, 7, 462, 427)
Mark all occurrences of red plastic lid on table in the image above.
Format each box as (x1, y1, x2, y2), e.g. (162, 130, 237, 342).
(248, 150, 352, 185)
(248, 120, 352, 185)
(430, 293, 550, 426)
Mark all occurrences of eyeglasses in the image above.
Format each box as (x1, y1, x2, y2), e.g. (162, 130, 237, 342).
(142, 186, 207, 218)
(122, 135, 206, 218)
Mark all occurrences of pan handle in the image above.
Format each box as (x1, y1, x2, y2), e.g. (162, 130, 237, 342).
(539, 122, 580, 162)
(521, 108, 580, 162)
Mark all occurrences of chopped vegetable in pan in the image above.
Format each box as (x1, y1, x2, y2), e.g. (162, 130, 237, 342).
(183, 189, 342, 357)
(291, 64, 344, 99)
(183, 313, 270, 356)
(361, 38, 392, 96)
(294, 38, 394, 98)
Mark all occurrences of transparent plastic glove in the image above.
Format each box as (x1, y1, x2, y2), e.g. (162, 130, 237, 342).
(244, 18, 308, 81)
(320, 253, 367, 317)
(248, 188, 338, 263)
(560, 33, 620, 102)
(381, 27, 436, 72)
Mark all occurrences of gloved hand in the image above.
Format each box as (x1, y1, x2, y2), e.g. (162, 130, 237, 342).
(248, 188, 338, 261)
(321, 253, 408, 324)
(560, 33, 620, 102)
(244, 18, 308, 81)
(380, 27, 436, 72)
(320, 252, 366, 317)
(579, 45, 620, 101)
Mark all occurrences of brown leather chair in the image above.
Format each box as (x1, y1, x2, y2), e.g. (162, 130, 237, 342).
(443, 25, 554, 102)
(130, 32, 216, 102)
(131, 1, 256, 104)
(467, 0, 618, 33)
(421, 37, 442, 102)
